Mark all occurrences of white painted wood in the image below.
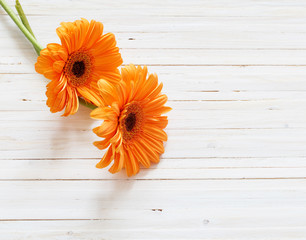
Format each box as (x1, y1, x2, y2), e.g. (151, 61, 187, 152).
(3, 49, 306, 73)
(2, 159, 306, 180)
(2, 127, 306, 159)
(1, 0, 306, 239)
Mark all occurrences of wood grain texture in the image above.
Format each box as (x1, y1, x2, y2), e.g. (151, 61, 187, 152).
(1, 0, 306, 239)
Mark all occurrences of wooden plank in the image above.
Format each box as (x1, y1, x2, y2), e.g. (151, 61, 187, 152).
(2, 0, 306, 17)
(3, 51, 306, 75)
(2, 49, 306, 75)
(1, 128, 306, 159)
(1, 157, 306, 168)
(0, 180, 306, 236)
(2, 66, 306, 91)
(1, 106, 305, 130)
(1, 158, 306, 180)
(1, 225, 306, 240)
(2, 16, 306, 49)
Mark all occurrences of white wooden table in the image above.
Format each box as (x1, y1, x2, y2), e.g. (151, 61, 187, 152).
(1, 0, 306, 239)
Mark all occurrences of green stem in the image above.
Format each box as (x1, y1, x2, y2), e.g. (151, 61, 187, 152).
(15, 0, 41, 55)
(0, 0, 42, 54)
(79, 98, 97, 110)
(15, 0, 35, 38)
(0, 0, 97, 110)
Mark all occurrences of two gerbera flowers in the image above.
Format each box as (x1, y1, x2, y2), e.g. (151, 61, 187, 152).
(0, 1, 171, 177)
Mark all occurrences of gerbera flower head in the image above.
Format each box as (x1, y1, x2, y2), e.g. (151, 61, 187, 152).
(91, 64, 171, 176)
(35, 18, 123, 116)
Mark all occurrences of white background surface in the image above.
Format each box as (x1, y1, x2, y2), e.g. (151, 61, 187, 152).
(1, 0, 306, 239)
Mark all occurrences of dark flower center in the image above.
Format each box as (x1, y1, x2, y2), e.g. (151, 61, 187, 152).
(125, 113, 136, 131)
(72, 61, 85, 78)
(120, 102, 144, 143)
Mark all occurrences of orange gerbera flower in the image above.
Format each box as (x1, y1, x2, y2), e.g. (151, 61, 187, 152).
(91, 64, 171, 176)
(35, 18, 123, 116)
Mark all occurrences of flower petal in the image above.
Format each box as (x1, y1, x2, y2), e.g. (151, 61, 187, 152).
(96, 146, 113, 168)
(143, 125, 168, 141)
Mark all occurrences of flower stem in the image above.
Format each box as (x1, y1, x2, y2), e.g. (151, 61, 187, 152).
(15, 0, 41, 55)
(0, 0, 43, 54)
(79, 98, 97, 110)
(15, 0, 35, 38)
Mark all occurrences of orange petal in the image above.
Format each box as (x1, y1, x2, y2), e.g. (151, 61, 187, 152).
(94, 51, 123, 70)
(143, 125, 168, 141)
(132, 142, 151, 168)
(142, 134, 165, 154)
(56, 28, 71, 53)
(43, 69, 59, 80)
(145, 116, 168, 129)
(144, 94, 168, 112)
(92, 69, 121, 85)
(84, 20, 104, 50)
(46, 75, 68, 114)
(126, 149, 139, 176)
(145, 106, 172, 115)
(97, 79, 118, 106)
(137, 139, 160, 164)
(62, 87, 79, 116)
(77, 86, 104, 107)
(93, 138, 111, 150)
(53, 60, 65, 73)
(48, 87, 66, 113)
(90, 33, 116, 56)
(90, 107, 118, 121)
(135, 73, 158, 101)
(124, 152, 133, 177)
(93, 120, 117, 137)
(109, 149, 124, 174)
(147, 82, 163, 100)
(96, 146, 114, 169)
